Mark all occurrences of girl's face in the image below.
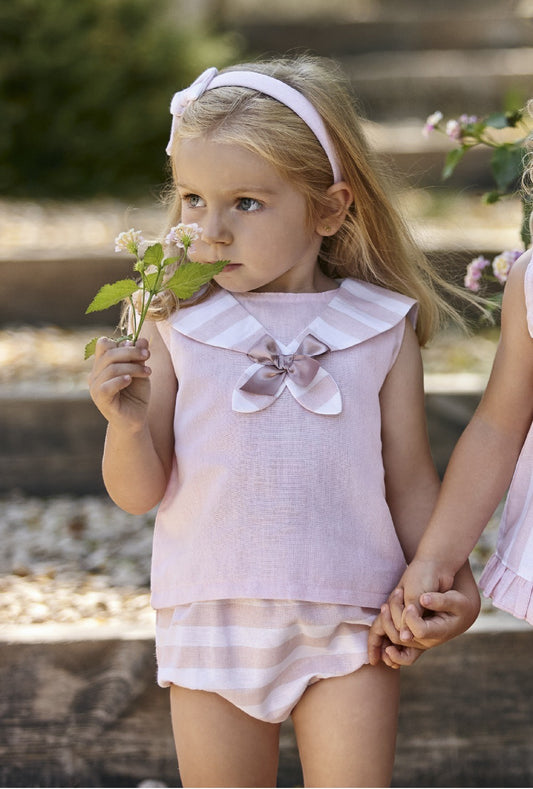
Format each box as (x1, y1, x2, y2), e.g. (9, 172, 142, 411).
(175, 136, 331, 293)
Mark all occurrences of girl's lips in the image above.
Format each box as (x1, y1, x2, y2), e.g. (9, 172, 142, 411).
(220, 263, 242, 271)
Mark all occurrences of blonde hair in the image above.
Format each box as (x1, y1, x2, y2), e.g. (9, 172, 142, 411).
(152, 53, 474, 345)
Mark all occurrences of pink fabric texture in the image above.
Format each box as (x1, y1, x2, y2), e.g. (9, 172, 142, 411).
(479, 254, 533, 624)
(156, 599, 376, 723)
(151, 279, 417, 611)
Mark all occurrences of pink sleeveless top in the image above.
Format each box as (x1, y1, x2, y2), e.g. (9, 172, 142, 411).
(151, 278, 417, 610)
(480, 254, 533, 624)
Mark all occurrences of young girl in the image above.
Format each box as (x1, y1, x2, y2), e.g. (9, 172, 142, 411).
(89, 54, 479, 787)
(369, 202, 533, 664)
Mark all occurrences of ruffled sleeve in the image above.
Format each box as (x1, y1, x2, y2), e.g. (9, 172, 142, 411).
(480, 554, 533, 625)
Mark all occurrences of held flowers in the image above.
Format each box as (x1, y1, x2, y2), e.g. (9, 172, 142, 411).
(84, 223, 226, 358)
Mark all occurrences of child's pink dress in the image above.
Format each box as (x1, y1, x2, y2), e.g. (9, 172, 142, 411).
(479, 257, 533, 625)
(153, 280, 417, 721)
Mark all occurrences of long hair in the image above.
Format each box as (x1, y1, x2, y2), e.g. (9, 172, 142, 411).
(151, 53, 477, 345)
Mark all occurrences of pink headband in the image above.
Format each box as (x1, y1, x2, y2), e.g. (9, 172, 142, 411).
(166, 66, 343, 183)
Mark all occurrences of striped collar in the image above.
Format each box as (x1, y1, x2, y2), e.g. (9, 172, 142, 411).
(167, 279, 417, 415)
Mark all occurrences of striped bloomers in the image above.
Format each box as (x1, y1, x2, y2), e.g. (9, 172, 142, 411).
(156, 598, 378, 723)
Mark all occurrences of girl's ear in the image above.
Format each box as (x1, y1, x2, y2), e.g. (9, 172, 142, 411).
(316, 181, 354, 236)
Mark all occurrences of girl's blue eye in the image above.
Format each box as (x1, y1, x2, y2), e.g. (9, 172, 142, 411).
(238, 197, 261, 212)
(184, 194, 204, 208)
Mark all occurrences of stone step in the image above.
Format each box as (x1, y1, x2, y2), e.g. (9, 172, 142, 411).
(0, 618, 531, 787)
(0, 384, 484, 495)
(1, 189, 525, 327)
(341, 48, 533, 120)
(229, 13, 533, 58)
(220, 0, 526, 25)
(220, 0, 533, 119)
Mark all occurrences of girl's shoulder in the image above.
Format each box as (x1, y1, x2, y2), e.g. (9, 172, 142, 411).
(503, 249, 533, 339)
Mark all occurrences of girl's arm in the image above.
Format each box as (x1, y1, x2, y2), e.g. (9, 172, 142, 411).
(395, 250, 533, 626)
(88, 320, 177, 514)
(371, 318, 480, 664)
(380, 318, 441, 561)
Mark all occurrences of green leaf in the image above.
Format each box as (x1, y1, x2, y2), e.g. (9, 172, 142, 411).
(484, 112, 509, 130)
(142, 271, 161, 291)
(85, 279, 139, 313)
(442, 146, 467, 180)
(490, 145, 524, 192)
(164, 260, 227, 299)
(142, 242, 164, 268)
(482, 190, 502, 205)
(84, 337, 99, 359)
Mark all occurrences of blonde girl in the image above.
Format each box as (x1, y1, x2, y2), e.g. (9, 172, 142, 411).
(89, 54, 479, 787)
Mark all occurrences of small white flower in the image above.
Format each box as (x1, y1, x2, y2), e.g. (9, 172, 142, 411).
(446, 119, 462, 141)
(422, 111, 443, 137)
(165, 222, 202, 250)
(114, 228, 144, 254)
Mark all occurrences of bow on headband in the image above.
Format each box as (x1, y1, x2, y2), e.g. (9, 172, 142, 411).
(166, 67, 218, 155)
(232, 334, 342, 415)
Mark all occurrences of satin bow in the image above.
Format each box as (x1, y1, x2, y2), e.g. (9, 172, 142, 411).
(240, 335, 329, 396)
(232, 333, 342, 415)
(166, 67, 219, 155)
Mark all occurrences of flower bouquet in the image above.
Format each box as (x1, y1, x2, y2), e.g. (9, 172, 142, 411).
(84, 223, 225, 358)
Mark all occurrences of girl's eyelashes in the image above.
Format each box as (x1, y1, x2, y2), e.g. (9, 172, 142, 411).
(182, 193, 205, 208)
(237, 197, 262, 212)
(180, 193, 262, 212)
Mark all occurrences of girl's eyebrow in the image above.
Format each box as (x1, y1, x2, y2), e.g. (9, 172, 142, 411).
(176, 181, 278, 195)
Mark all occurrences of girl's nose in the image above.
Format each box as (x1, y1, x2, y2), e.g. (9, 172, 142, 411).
(201, 212, 232, 246)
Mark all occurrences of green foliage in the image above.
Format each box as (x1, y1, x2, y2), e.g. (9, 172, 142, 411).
(86, 279, 139, 313)
(429, 108, 532, 248)
(0, 0, 239, 198)
(83, 227, 228, 358)
(164, 260, 227, 299)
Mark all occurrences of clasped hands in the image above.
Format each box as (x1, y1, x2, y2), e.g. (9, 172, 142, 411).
(368, 558, 481, 669)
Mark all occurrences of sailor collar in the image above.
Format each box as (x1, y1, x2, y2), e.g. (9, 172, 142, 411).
(167, 278, 417, 415)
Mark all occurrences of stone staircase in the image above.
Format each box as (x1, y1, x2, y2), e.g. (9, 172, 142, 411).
(222, 0, 533, 187)
(3, 0, 531, 496)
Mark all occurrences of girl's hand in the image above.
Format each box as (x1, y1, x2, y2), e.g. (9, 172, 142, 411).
(88, 337, 152, 430)
(389, 558, 455, 640)
(368, 585, 479, 668)
(401, 588, 479, 646)
(367, 607, 423, 669)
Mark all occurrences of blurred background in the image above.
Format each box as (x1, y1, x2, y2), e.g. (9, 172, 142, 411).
(0, 1, 532, 786)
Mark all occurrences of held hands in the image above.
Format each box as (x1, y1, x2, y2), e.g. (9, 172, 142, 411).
(368, 559, 480, 669)
(88, 337, 152, 430)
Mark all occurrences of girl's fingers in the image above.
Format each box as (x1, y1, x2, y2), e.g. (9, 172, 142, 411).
(388, 587, 405, 632)
(367, 616, 386, 666)
(98, 374, 135, 400)
(102, 362, 151, 381)
(420, 590, 462, 612)
(384, 644, 423, 668)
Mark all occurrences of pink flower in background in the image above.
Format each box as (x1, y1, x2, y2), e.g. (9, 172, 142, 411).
(492, 249, 522, 284)
(446, 119, 462, 140)
(464, 256, 490, 292)
(459, 114, 478, 126)
(422, 111, 443, 137)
